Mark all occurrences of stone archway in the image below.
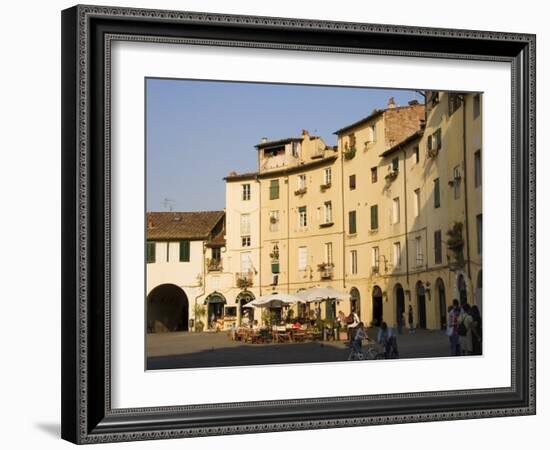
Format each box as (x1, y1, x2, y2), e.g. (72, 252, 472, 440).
(147, 284, 189, 333)
(350, 287, 361, 319)
(204, 291, 227, 329)
(236, 290, 255, 325)
(416, 281, 427, 329)
(394, 283, 405, 329)
(372, 285, 383, 327)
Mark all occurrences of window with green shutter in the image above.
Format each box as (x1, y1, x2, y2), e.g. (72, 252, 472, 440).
(392, 157, 399, 172)
(434, 178, 440, 208)
(146, 241, 156, 263)
(179, 240, 190, 262)
(349, 210, 357, 234)
(269, 179, 279, 200)
(370, 205, 378, 230)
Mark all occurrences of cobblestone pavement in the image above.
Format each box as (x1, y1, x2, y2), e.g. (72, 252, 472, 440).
(146, 328, 455, 370)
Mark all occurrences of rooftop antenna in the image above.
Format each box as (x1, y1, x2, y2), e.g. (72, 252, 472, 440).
(163, 197, 175, 212)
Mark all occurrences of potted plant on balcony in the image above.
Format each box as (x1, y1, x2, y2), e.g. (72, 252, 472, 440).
(446, 221, 465, 269)
(343, 146, 356, 160)
(384, 170, 398, 181)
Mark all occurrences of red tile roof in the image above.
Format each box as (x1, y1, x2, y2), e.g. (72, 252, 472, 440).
(146, 211, 224, 241)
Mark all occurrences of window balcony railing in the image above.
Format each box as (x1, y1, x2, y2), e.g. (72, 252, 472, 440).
(318, 263, 334, 280)
(206, 258, 223, 272)
(236, 271, 254, 289)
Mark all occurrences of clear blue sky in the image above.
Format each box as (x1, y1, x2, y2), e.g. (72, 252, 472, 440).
(146, 79, 423, 212)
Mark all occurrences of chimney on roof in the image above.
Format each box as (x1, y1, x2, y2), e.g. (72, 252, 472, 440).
(228, 170, 237, 176)
(408, 99, 419, 106)
(260, 137, 268, 144)
(302, 129, 309, 136)
(388, 97, 396, 109)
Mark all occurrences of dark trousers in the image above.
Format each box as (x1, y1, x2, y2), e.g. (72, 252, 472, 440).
(449, 334, 461, 356)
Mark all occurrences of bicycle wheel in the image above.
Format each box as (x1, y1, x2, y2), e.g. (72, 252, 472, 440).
(364, 348, 378, 360)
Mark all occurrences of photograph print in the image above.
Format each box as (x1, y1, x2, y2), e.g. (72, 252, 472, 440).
(145, 79, 483, 370)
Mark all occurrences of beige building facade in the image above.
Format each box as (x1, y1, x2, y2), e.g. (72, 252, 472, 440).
(225, 93, 482, 330)
(147, 92, 482, 333)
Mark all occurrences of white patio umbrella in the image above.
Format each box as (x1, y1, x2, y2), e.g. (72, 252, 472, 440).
(296, 286, 350, 303)
(243, 292, 302, 308)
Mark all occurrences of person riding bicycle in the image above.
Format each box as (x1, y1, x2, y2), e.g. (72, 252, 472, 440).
(377, 322, 399, 358)
(352, 322, 367, 354)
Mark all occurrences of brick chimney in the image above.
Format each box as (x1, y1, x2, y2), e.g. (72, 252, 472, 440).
(388, 97, 396, 109)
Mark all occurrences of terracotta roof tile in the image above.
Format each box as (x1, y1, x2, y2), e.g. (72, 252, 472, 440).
(146, 211, 224, 241)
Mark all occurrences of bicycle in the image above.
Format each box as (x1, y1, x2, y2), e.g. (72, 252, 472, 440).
(346, 337, 383, 361)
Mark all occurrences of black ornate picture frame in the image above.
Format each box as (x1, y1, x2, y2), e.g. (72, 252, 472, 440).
(61, 4, 536, 444)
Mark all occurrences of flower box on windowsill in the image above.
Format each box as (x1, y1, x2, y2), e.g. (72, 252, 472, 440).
(320, 182, 331, 191)
(368, 228, 379, 235)
(319, 222, 334, 228)
(427, 148, 439, 158)
(294, 187, 307, 196)
(384, 170, 398, 182)
(343, 147, 356, 160)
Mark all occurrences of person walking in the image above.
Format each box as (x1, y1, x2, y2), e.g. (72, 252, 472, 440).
(447, 299, 460, 356)
(377, 322, 399, 358)
(470, 305, 482, 355)
(346, 308, 360, 343)
(351, 322, 367, 356)
(457, 303, 474, 355)
(407, 305, 414, 334)
(397, 310, 404, 335)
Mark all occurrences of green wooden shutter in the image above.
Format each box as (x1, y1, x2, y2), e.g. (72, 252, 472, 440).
(370, 205, 378, 230)
(349, 210, 356, 234)
(434, 178, 440, 208)
(179, 240, 190, 262)
(392, 157, 399, 171)
(269, 179, 279, 199)
(146, 241, 156, 263)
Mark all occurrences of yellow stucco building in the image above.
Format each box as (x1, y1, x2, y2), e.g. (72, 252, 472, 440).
(224, 93, 482, 330)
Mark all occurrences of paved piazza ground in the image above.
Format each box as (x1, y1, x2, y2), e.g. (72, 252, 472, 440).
(146, 328, 455, 370)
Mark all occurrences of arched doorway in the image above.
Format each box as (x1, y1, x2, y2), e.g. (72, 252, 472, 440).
(475, 270, 483, 314)
(236, 290, 255, 325)
(436, 278, 446, 330)
(204, 292, 226, 329)
(457, 274, 468, 306)
(350, 287, 361, 319)
(394, 283, 405, 329)
(372, 285, 383, 327)
(416, 281, 427, 329)
(147, 284, 189, 333)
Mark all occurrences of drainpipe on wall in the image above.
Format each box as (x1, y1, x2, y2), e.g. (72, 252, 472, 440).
(341, 141, 346, 290)
(460, 95, 472, 280)
(402, 147, 410, 286)
(193, 241, 206, 331)
(287, 174, 290, 295)
(256, 176, 262, 297)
